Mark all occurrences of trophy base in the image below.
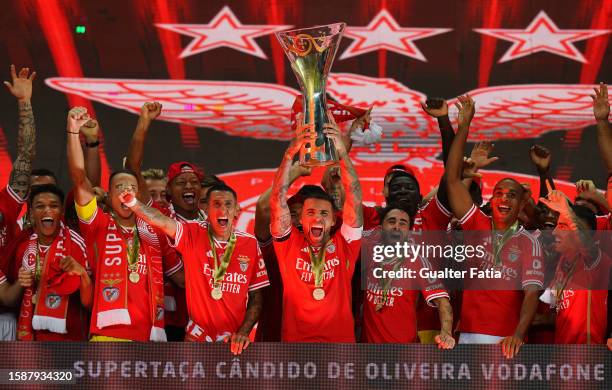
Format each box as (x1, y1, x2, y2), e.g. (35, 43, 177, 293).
(299, 159, 338, 167)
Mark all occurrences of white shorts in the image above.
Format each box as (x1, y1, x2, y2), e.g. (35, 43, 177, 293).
(459, 332, 503, 344)
(0, 312, 17, 341)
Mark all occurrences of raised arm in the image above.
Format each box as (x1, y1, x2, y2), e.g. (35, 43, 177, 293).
(80, 119, 101, 187)
(529, 145, 555, 199)
(3, 65, 36, 199)
(446, 96, 476, 219)
(118, 190, 177, 238)
(269, 120, 312, 237)
(324, 123, 363, 228)
(125, 102, 162, 204)
(592, 83, 612, 174)
(422, 98, 454, 165)
(66, 107, 95, 206)
(254, 161, 311, 242)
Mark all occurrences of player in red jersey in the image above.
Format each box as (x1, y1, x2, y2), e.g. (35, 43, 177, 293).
(269, 120, 363, 342)
(361, 203, 455, 347)
(0, 65, 38, 340)
(120, 182, 269, 354)
(67, 106, 185, 342)
(445, 95, 543, 359)
(14, 184, 91, 341)
(540, 190, 611, 344)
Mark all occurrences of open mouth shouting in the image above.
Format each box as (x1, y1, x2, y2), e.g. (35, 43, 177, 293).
(310, 225, 324, 240)
(497, 204, 512, 215)
(217, 217, 229, 228)
(182, 191, 196, 206)
(41, 217, 55, 229)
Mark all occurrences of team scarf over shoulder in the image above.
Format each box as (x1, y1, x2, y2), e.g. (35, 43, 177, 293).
(17, 224, 82, 340)
(93, 216, 166, 341)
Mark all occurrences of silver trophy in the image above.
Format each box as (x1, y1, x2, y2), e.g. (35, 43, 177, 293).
(276, 23, 346, 166)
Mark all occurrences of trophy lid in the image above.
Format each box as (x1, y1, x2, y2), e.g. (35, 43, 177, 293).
(275, 22, 346, 40)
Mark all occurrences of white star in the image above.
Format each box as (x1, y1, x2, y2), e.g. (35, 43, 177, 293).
(340, 9, 451, 61)
(156, 6, 292, 59)
(474, 10, 610, 63)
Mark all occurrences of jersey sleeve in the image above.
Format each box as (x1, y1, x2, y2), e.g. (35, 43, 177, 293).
(458, 204, 490, 231)
(76, 197, 106, 239)
(418, 195, 452, 230)
(0, 185, 26, 228)
(69, 229, 88, 268)
(520, 231, 545, 289)
(248, 242, 270, 292)
(0, 269, 6, 285)
(339, 224, 363, 267)
(416, 256, 449, 306)
(159, 231, 183, 277)
(272, 225, 298, 266)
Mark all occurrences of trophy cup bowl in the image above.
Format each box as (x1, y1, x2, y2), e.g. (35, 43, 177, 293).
(276, 22, 346, 166)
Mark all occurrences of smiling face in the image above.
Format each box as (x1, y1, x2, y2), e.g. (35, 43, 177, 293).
(146, 178, 168, 206)
(168, 172, 202, 213)
(109, 173, 138, 219)
(206, 190, 239, 240)
(300, 197, 336, 246)
(552, 220, 581, 254)
(381, 209, 411, 244)
(490, 179, 525, 228)
(30, 192, 63, 243)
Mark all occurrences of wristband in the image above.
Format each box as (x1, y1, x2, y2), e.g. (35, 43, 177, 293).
(124, 197, 137, 208)
(85, 140, 100, 148)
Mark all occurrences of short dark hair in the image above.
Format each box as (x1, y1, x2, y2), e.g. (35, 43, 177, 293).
(31, 168, 57, 180)
(109, 169, 138, 187)
(287, 184, 324, 207)
(202, 174, 224, 188)
(205, 183, 237, 203)
(29, 184, 65, 206)
(380, 202, 414, 227)
(495, 177, 525, 196)
(571, 204, 596, 232)
(299, 186, 336, 211)
(388, 171, 421, 194)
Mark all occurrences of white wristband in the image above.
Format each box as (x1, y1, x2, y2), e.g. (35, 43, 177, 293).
(124, 197, 137, 208)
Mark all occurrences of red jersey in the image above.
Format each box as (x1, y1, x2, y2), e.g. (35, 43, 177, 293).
(254, 236, 283, 341)
(172, 221, 269, 341)
(553, 251, 611, 344)
(459, 204, 544, 337)
(18, 229, 89, 341)
(79, 207, 182, 341)
(0, 186, 25, 267)
(361, 230, 449, 343)
(273, 224, 362, 342)
(362, 205, 381, 230)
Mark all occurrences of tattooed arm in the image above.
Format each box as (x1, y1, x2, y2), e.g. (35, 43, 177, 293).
(229, 290, 263, 355)
(434, 297, 455, 349)
(125, 102, 162, 204)
(324, 123, 363, 228)
(119, 190, 177, 238)
(4, 65, 37, 199)
(269, 120, 312, 237)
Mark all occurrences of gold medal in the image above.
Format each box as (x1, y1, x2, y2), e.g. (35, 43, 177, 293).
(211, 286, 223, 300)
(375, 301, 384, 311)
(129, 271, 140, 284)
(32, 293, 38, 305)
(312, 288, 325, 301)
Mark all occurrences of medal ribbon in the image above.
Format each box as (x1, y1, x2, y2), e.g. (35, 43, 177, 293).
(111, 214, 140, 273)
(307, 241, 329, 288)
(492, 221, 519, 266)
(207, 229, 237, 286)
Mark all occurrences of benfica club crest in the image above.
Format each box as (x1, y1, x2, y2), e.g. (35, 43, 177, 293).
(102, 287, 120, 303)
(45, 294, 61, 309)
(238, 255, 250, 272)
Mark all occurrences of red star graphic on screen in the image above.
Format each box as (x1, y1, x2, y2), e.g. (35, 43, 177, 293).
(156, 6, 292, 59)
(340, 9, 451, 61)
(474, 10, 611, 63)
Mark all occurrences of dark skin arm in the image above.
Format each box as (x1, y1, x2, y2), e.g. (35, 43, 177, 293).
(500, 287, 539, 359)
(592, 83, 612, 174)
(80, 119, 101, 187)
(125, 102, 163, 204)
(446, 95, 477, 219)
(421, 98, 454, 165)
(0, 280, 23, 307)
(59, 256, 93, 310)
(226, 290, 263, 355)
(4, 65, 37, 200)
(530, 145, 555, 199)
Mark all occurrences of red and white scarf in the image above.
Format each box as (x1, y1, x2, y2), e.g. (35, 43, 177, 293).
(93, 217, 166, 341)
(17, 225, 81, 340)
